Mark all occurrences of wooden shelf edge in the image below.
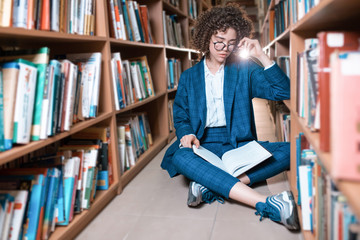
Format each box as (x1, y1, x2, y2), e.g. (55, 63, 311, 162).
(120, 135, 168, 187)
(263, 27, 290, 50)
(283, 100, 291, 110)
(0, 112, 113, 165)
(0, 27, 108, 42)
(292, 115, 331, 171)
(168, 131, 176, 143)
(49, 182, 119, 240)
(115, 92, 166, 114)
(335, 181, 360, 219)
(162, 1, 187, 17)
(109, 39, 164, 49)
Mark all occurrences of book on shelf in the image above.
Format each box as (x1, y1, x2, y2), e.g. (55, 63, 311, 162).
(111, 52, 126, 110)
(127, 0, 142, 42)
(0, 190, 28, 240)
(317, 31, 360, 152)
(0, 192, 14, 239)
(71, 126, 112, 189)
(12, 59, 38, 145)
(139, 5, 155, 44)
(59, 52, 102, 119)
(192, 140, 272, 177)
(2, 62, 19, 150)
(0, 47, 50, 141)
(330, 50, 360, 181)
(129, 56, 155, 98)
(0, 168, 50, 240)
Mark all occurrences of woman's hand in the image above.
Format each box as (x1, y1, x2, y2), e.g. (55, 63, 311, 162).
(238, 37, 272, 67)
(180, 134, 200, 148)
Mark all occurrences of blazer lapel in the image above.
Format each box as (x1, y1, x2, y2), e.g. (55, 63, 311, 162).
(193, 59, 207, 134)
(224, 63, 237, 129)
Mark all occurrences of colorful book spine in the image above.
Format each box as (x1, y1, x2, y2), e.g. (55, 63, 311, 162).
(330, 51, 360, 181)
(12, 59, 38, 145)
(2, 62, 20, 150)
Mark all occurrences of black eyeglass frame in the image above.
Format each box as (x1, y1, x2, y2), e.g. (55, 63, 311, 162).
(212, 41, 237, 52)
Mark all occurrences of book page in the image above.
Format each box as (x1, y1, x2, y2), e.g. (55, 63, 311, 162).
(192, 145, 228, 172)
(222, 141, 272, 176)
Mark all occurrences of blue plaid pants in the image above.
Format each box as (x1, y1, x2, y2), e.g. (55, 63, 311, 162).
(171, 127, 290, 198)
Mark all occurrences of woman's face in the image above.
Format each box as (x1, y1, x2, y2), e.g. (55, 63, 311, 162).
(208, 27, 237, 64)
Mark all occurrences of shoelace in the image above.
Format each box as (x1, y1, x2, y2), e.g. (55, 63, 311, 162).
(255, 202, 277, 222)
(202, 189, 225, 204)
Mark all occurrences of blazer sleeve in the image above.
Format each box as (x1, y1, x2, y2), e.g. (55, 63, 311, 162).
(173, 70, 195, 140)
(248, 60, 290, 100)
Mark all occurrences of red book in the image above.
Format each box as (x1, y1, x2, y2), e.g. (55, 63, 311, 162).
(317, 31, 360, 152)
(40, 0, 50, 30)
(330, 51, 360, 181)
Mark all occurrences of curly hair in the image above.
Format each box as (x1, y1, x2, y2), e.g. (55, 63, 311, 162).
(191, 4, 254, 59)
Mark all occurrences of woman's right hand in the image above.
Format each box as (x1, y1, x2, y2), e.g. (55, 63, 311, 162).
(180, 134, 200, 148)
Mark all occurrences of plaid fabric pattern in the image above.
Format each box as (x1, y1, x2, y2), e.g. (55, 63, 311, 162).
(161, 57, 291, 193)
(171, 127, 290, 198)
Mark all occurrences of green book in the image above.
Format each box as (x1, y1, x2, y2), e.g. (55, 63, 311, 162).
(0, 47, 50, 141)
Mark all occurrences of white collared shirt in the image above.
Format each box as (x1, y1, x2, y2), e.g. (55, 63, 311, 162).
(204, 59, 226, 127)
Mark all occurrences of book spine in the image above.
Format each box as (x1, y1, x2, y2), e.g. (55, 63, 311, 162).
(12, 0, 28, 28)
(127, 0, 141, 42)
(13, 60, 38, 144)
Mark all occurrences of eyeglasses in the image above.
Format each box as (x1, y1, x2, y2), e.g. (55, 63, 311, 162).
(212, 41, 237, 52)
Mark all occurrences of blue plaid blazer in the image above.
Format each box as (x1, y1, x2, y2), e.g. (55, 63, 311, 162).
(161, 58, 290, 177)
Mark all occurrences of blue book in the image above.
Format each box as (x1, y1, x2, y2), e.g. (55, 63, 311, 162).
(96, 171, 109, 190)
(48, 60, 62, 136)
(138, 115, 148, 150)
(57, 158, 76, 226)
(55, 169, 65, 224)
(133, 2, 145, 42)
(0, 168, 49, 240)
(168, 59, 174, 89)
(42, 168, 60, 239)
(122, 0, 134, 41)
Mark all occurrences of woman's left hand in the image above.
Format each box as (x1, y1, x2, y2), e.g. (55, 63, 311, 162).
(238, 37, 264, 59)
(237, 37, 272, 67)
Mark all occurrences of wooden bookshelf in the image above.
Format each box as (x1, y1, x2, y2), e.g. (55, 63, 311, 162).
(260, 0, 360, 238)
(0, 0, 213, 239)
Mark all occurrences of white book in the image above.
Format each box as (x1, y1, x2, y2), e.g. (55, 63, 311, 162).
(122, 60, 134, 104)
(110, 58, 120, 110)
(50, 0, 60, 31)
(129, 62, 143, 100)
(162, 11, 168, 45)
(12, 0, 27, 28)
(0, 0, 13, 27)
(117, 126, 126, 173)
(62, 61, 78, 131)
(0, 190, 28, 240)
(192, 140, 272, 177)
(78, 0, 86, 34)
(40, 65, 52, 139)
(13, 59, 38, 144)
(298, 165, 312, 231)
(127, 0, 141, 41)
(108, 0, 119, 39)
(1, 195, 14, 240)
(81, 149, 98, 210)
(135, 63, 146, 99)
(66, 52, 101, 118)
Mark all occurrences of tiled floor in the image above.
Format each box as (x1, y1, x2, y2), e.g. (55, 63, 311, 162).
(76, 98, 304, 240)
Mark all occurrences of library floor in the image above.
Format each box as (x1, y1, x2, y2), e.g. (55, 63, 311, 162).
(76, 98, 304, 240)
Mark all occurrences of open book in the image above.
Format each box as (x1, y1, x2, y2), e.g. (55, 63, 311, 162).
(192, 140, 272, 177)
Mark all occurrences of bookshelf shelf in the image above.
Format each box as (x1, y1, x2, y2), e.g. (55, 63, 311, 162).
(260, 0, 360, 237)
(0, 0, 212, 238)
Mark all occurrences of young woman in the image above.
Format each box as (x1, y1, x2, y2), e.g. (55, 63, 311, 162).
(161, 4, 299, 231)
